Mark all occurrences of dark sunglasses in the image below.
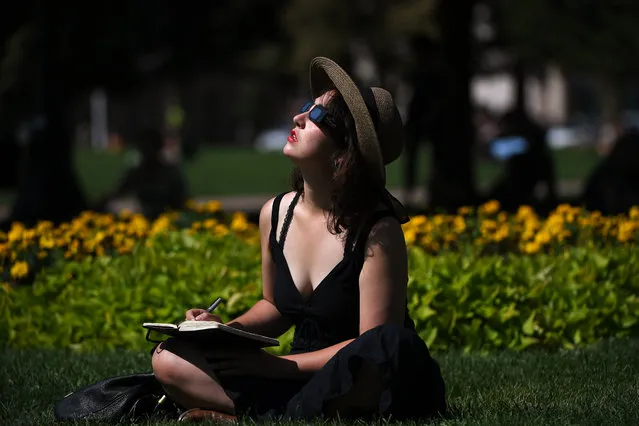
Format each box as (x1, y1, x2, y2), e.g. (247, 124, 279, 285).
(300, 102, 345, 140)
(300, 102, 337, 129)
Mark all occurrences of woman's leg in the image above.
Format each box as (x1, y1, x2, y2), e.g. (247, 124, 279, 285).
(151, 338, 235, 414)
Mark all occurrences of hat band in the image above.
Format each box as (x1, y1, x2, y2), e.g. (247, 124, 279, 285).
(359, 87, 380, 131)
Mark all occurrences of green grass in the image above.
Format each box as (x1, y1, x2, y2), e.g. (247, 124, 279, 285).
(2, 338, 638, 425)
(0, 146, 602, 207)
(77, 146, 600, 199)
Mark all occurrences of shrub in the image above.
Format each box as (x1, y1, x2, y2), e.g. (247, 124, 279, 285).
(2, 229, 638, 354)
(0, 203, 258, 286)
(1, 201, 638, 287)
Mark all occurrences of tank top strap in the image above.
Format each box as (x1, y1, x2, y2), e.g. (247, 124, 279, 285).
(351, 210, 395, 267)
(270, 192, 288, 242)
(278, 191, 302, 247)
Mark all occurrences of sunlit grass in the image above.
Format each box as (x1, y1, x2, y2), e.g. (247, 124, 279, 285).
(2, 338, 638, 425)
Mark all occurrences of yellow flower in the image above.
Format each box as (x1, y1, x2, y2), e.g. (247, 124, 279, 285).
(404, 229, 417, 245)
(118, 209, 133, 219)
(128, 215, 150, 237)
(214, 224, 229, 237)
(206, 200, 223, 213)
(39, 234, 56, 249)
(457, 206, 472, 216)
(479, 200, 500, 215)
(523, 241, 541, 254)
(555, 204, 573, 215)
(10, 261, 29, 279)
(534, 231, 551, 245)
(36, 221, 54, 233)
(617, 221, 637, 243)
(452, 216, 466, 233)
(150, 216, 172, 235)
(230, 212, 250, 233)
(480, 219, 497, 237)
(409, 215, 428, 227)
(203, 218, 218, 229)
(7, 223, 25, 243)
(493, 224, 509, 242)
(516, 205, 535, 220)
(117, 238, 136, 254)
(630, 206, 639, 220)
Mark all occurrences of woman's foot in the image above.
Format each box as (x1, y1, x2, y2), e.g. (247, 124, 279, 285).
(178, 408, 238, 423)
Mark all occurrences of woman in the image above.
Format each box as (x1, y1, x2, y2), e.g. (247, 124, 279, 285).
(151, 57, 447, 422)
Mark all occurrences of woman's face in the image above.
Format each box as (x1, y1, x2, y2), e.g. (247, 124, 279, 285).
(283, 90, 340, 165)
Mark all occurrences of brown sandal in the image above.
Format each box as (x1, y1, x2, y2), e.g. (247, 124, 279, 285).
(178, 408, 238, 423)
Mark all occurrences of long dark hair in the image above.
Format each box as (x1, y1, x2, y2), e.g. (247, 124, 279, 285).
(290, 91, 383, 237)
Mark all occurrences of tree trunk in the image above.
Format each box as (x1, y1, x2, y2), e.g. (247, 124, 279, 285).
(2, 3, 87, 229)
(513, 57, 527, 113)
(427, 0, 476, 211)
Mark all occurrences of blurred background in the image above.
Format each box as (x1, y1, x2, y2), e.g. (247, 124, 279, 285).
(1, 0, 639, 229)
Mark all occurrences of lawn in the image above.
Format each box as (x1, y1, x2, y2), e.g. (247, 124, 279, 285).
(0, 146, 601, 206)
(2, 338, 637, 425)
(75, 146, 600, 200)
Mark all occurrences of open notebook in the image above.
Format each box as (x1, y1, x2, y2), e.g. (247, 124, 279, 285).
(142, 320, 280, 348)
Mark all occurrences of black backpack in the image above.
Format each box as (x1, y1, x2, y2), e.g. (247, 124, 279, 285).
(54, 373, 181, 423)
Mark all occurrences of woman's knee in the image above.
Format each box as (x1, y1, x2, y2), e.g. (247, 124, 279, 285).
(152, 338, 205, 384)
(152, 340, 183, 385)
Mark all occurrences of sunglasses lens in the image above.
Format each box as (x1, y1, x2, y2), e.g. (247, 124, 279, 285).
(309, 106, 326, 122)
(300, 102, 313, 113)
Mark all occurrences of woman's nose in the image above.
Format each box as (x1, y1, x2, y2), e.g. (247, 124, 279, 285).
(293, 112, 306, 128)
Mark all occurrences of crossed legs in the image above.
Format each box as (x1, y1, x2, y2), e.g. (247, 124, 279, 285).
(151, 338, 235, 415)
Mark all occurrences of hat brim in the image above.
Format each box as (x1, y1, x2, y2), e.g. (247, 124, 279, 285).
(309, 57, 385, 185)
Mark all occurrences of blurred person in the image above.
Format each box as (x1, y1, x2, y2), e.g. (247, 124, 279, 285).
(484, 108, 557, 212)
(94, 128, 188, 219)
(151, 57, 446, 423)
(474, 106, 500, 159)
(581, 128, 639, 215)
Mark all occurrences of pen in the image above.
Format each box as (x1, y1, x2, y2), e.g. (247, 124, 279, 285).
(206, 297, 223, 313)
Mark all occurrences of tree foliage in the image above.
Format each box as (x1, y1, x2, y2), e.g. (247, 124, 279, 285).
(497, 0, 639, 79)
(281, 0, 438, 80)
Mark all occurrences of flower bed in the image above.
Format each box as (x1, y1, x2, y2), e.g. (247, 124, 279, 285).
(1, 200, 638, 353)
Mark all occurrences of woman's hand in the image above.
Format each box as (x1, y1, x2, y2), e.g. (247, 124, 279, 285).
(185, 308, 222, 322)
(208, 349, 300, 379)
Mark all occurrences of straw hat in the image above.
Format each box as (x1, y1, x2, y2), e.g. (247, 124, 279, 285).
(309, 56, 408, 221)
(309, 57, 405, 187)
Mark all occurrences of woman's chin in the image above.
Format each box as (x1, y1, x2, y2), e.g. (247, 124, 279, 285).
(282, 143, 298, 159)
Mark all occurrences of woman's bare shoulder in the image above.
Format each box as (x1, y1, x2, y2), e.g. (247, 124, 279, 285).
(258, 191, 298, 230)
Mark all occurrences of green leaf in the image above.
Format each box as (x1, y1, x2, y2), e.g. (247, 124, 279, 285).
(522, 312, 536, 336)
(425, 327, 438, 347)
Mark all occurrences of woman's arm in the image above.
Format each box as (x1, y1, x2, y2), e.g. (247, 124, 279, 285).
(278, 216, 408, 378)
(225, 197, 293, 338)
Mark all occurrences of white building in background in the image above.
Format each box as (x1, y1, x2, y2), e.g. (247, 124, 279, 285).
(472, 65, 568, 126)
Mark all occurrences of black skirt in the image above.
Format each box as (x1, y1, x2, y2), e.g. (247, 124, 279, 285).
(218, 324, 447, 421)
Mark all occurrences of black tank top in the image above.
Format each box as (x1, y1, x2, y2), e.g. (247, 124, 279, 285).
(269, 191, 416, 354)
